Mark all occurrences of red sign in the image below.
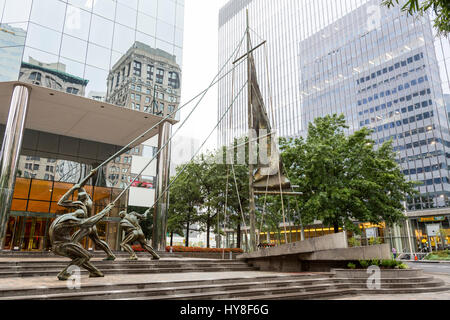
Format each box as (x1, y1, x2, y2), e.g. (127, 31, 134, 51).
(131, 181, 153, 189)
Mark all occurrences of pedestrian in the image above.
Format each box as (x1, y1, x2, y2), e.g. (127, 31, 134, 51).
(392, 247, 397, 259)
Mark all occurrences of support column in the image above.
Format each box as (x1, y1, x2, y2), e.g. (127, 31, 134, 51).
(0, 85, 31, 249)
(153, 121, 172, 251)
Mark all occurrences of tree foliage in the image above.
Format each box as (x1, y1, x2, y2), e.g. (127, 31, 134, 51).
(382, 0, 450, 37)
(279, 114, 418, 233)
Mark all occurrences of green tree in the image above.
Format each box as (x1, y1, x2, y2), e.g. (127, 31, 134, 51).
(168, 162, 203, 247)
(382, 0, 450, 37)
(279, 114, 418, 233)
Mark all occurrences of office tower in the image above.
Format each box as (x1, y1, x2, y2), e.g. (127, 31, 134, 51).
(218, 0, 450, 249)
(0, 0, 185, 251)
(105, 40, 182, 188)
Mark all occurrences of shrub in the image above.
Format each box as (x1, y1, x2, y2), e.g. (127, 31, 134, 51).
(370, 259, 381, 266)
(397, 263, 409, 269)
(348, 237, 361, 247)
(381, 259, 398, 268)
(368, 237, 382, 245)
(347, 262, 356, 269)
(359, 260, 369, 268)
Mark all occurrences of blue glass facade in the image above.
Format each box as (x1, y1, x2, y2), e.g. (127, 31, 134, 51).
(218, 0, 450, 212)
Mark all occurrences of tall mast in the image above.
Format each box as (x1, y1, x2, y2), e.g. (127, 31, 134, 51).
(246, 9, 257, 252)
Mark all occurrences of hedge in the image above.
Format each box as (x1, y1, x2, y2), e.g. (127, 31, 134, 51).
(165, 246, 244, 253)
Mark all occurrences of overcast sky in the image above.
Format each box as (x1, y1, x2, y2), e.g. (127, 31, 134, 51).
(175, 0, 229, 154)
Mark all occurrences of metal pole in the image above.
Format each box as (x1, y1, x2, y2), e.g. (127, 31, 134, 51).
(152, 121, 172, 251)
(0, 85, 31, 249)
(405, 218, 414, 259)
(246, 9, 257, 253)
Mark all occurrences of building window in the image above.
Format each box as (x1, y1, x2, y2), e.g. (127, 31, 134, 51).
(116, 72, 120, 87)
(66, 87, 79, 95)
(156, 68, 164, 84)
(147, 65, 154, 80)
(133, 61, 142, 77)
(29, 72, 42, 82)
(168, 71, 180, 89)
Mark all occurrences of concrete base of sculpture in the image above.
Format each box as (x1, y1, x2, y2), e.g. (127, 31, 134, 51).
(238, 232, 391, 272)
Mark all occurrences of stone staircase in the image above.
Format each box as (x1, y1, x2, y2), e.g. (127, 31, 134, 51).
(0, 250, 448, 300)
(0, 266, 447, 300)
(0, 250, 182, 258)
(0, 259, 254, 278)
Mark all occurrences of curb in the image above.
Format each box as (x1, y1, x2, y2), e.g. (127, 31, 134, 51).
(407, 260, 450, 264)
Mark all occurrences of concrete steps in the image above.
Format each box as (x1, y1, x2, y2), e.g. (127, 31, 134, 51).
(0, 259, 256, 278)
(0, 270, 446, 300)
(0, 254, 447, 300)
(0, 251, 181, 258)
(1, 274, 339, 300)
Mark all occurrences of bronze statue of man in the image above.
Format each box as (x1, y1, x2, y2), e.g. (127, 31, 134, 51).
(58, 169, 116, 261)
(49, 203, 115, 280)
(119, 209, 160, 260)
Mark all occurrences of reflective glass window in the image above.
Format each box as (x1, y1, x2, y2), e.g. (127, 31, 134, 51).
(64, 5, 92, 41)
(89, 14, 114, 49)
(92, 0, 116, 20)
(2, 0, 32, 23)
(60, 34, 88, 63)
(26, 23, 61, 55)
(30, 0, 66, 32)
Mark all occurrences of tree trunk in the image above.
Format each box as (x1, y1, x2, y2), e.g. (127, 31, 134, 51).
(206, 214, 210, 248)
(237, 223, 241, 249)
(185, 211, 191, 247)
(333, 221, 340, 234)
(170, 232, 174, 247)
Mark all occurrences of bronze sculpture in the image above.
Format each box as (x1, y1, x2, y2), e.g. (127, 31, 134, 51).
(49, 203, 115, 280)
(58, 169, 116, 261)
(119, 209, 160, 260)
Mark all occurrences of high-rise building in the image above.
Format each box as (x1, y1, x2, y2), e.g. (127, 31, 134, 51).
(0, 0, 185, 252)
(105, 41, 182, 189)
(218, 0, 450, 251)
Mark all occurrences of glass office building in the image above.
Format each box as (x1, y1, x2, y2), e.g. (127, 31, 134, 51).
(0, 0, 184, 92)
(0, 0, 184, 185)
(218, 0, 450, 251)
(0, 0, 184, 251)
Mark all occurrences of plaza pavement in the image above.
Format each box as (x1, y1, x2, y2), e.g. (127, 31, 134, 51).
(1, 256, 449, 300)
